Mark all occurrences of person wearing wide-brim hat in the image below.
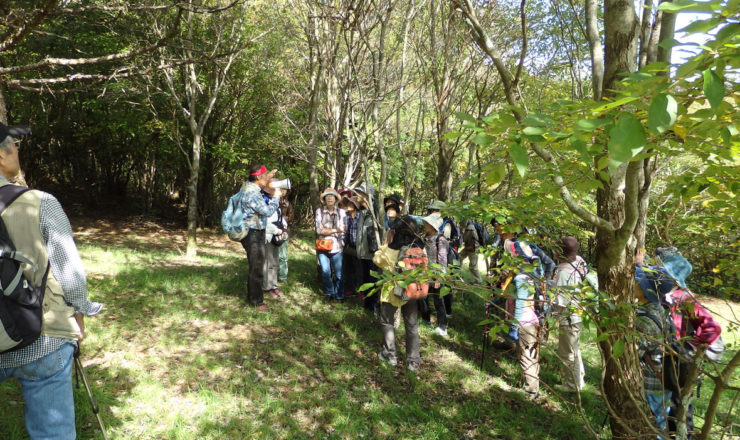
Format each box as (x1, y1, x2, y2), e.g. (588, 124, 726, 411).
(0, 121, 104, 440)
(426, 200, 448, 213)
(419, 213, 451, 337)
(316, 188, 346, 300)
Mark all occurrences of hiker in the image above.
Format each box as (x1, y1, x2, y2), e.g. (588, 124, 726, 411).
(277, 189, 293, 283)
(420, 212, 450, 337)
(0, 122, 103, 440)
(315, 188, 346, 300)
(354, 184, 380, 314)
(341, 196, 363, 297)
(656, 250, 722, 438)
(377, 216, 425, 372)
(634, 249, 674, 436)
(384, 203, 401, 244)
(427, 200, 460, 317)
(459, 219, 487, 284)
(240, 164, 282, 310)
(262, 188, 287, 299)
(552, 236, 588, 393)
(502, 238, 547, 399)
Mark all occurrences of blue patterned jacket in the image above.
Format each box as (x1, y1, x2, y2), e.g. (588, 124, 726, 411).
(240, 182, 279, 231)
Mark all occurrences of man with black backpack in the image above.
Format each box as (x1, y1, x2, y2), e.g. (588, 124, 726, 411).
(0, 122, 103, 440)
(459, 219, 487, 284)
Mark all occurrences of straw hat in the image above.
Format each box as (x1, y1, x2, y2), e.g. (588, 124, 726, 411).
(320, 188, 341, 203)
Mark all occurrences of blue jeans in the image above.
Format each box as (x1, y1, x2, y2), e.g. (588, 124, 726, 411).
(0, 342, 76, 440)
(646, 390, 673, 435)
(318, 251, 344, 299)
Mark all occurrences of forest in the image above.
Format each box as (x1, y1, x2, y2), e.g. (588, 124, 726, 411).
(0, 0, 738, 439)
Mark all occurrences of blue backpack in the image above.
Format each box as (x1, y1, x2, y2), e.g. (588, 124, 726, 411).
(221, 191, 248, 241)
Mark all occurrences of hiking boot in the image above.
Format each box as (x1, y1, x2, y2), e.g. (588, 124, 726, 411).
(265, 290, 279, 299)
(407, 361, 420, 372)
(434, 327, 448, 338)
(378, 352, 398, 367)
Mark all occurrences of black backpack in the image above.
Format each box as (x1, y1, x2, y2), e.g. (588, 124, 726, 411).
(0, 185, 50, 354)
(440, 217, 462, 249)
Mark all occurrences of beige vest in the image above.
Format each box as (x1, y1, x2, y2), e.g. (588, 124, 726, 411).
(0, 185, 81, 340)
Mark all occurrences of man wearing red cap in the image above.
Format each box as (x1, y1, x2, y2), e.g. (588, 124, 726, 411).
(240, 164, 282, 310)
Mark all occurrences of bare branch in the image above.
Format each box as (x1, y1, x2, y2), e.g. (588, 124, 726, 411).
(0, 9, 184, 76)
(512, 0, 528, 88)
(0, 0, 59, 53)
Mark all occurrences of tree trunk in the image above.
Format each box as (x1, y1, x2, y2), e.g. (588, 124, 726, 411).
(186, 131, 202, 258)
(0, 86, 7, 124)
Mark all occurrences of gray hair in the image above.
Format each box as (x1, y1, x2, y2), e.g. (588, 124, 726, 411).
(0, 136, 13, 152)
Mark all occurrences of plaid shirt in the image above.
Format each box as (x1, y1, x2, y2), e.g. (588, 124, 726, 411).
(636, 302, 667, 393)
(240, 182, 279, 231)
(0, 189, 102, 368)
(345, 214, 358, 246)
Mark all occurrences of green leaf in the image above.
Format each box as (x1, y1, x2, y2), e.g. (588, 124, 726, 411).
(703, 69, 725, 110)
(523, 126, 546, 136)
(440, 286, 451, 297)
(455, 112, 476, 123)
(680, 18, 721, 34)
(357, 283, 375, 292)
(608, 116, 646, 162)
(442, 132, 463, 140)
(473, 133, 494, 146)
(576, 118, 611, 132)
(648, 93, 678, 134)
(509, 142, 529, 177)
(485, 164, 507, 186)
(612, 339, 626, 358)
(658, 0, 715, 13)
(522, 114, 549, 127)
(658, 38, 681, 51)
(592, 96, 639, 113)
(570, 138, 591, 162)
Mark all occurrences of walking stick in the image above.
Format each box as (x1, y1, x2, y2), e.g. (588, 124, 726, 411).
(74, 348, 109, 440)
(481, 302, 491, 368)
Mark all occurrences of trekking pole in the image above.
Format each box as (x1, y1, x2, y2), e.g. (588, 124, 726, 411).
(481, 301, 490, 368)
(74, 348, 109, 440)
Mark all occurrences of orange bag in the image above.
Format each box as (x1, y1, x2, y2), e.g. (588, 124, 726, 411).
(315, 239, 333, 251)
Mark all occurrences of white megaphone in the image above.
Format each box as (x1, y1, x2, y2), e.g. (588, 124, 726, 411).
(269, 178, 291, 190)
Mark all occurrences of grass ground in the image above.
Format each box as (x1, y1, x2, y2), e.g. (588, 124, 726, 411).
(0, 217, 737, 439)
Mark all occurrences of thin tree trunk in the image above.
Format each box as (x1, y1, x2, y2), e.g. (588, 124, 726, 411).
(585, 0, 605, 101)
(186, 131, 202, 258)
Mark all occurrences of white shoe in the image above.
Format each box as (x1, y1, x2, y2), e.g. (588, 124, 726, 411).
(434, 327, 448, 337)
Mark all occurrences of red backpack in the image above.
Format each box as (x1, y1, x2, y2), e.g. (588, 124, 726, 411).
(393, 245, 429, 301)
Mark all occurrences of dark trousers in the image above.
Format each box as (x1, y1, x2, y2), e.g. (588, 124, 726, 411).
(343, 246, 362, 294)
(361, 258, 379, 312)
(419, 287, 448, 329)
(241, 229, 266, 306)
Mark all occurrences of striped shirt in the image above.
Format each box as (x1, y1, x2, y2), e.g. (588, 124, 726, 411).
(0, 190, 102, 368)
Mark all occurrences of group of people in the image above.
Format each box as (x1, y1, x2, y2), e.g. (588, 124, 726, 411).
(306, 182, 724, 439)
(0, 141, 724, 439)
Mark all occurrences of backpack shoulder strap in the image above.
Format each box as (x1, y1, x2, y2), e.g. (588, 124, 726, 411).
(0, 185, 31, 214)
